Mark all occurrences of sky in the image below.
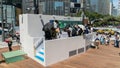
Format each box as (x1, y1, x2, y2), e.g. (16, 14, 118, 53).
(113, 0, 119, 8)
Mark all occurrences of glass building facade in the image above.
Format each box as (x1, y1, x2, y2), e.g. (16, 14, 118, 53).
(0, 5, 15, 24)
(98, 0, 110, 15)
(118, 0, 120, 15)
(70, 0, 77, 2)
(90, 0, 99, 12)
(22, 0, 70, 16)
(0, 0, 22, 25)
(90, 0, 111, 15)
(41, 0, 68, 15)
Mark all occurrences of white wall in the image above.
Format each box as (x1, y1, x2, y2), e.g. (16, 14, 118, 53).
(19, 14, 82, 38)
(45, 36, 85, 66)
(27, 14, 44, 37)
(19, 14, 35, 58)
(84, 33, 94, 51)
(85, 33, 93, 46)
(38, 14, 81, 25)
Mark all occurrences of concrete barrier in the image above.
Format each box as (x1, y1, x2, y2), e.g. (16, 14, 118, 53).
(45, 36, 85, 66)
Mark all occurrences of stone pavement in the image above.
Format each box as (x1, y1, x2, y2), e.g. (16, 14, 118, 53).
(48, 41, 120, 68)
(0, 41, 120, 68)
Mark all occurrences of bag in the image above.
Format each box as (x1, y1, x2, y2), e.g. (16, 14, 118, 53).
(5, 39, 9, 43)
(8, 41, 12, 45)
(55, 28, 60, 33)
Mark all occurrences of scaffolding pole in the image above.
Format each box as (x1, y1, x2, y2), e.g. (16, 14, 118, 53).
(1, 0, 5, 41)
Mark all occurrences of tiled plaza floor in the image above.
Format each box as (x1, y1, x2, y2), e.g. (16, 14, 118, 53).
(0, 41, 120, 68)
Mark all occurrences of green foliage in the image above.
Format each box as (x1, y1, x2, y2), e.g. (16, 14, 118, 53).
(75, 10, 120, 27)
(93, 15, 120, 27)
(76, 10, 104, 20)
(116, 16, 120, 21)
(84, 11, 104, 20)
(76, 11, 82, 17)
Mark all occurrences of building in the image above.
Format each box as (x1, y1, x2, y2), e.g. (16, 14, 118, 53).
(118, 0, 120, 16)
(109, 0, 114, 15)
(22, 0, 82, 16)
(82, 0, 91, 11)
(112, 8, 118, 16)
(22, 0, 70, 16)
(89, 0, 112, 15)
(90, 0, 99, 12)
(70, 0, 81, 16)
(71, 0, 77, 2)
(22, 0, 34, 14)
(0, 0, 22, 25)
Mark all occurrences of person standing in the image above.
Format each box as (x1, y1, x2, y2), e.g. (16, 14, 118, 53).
(105, 35, 110, 46)
(78, 27, 83, 36)
(53, 20, 59, 39)
(115, 35, 119, 48)
(16, 33, 20, 43)
(100, 34, 105, 45)
(6, 35, 13, 51)
(94, 33, 100, 49)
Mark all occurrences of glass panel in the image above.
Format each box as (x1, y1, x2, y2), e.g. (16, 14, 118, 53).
(0, 5, 15, 23)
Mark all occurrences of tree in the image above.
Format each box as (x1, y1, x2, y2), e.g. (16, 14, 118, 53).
(75, 10, 120, 27)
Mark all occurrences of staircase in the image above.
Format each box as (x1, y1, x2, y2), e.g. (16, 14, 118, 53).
(35, 48, 45, 62)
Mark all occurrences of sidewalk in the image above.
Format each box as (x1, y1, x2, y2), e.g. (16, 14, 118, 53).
(0, 35, 19, 48)
(0, 40, 120, 68)
(0, 40, 19, 48)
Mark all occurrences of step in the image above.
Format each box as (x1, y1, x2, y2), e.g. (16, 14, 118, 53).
(35, 55, 44, 62)
(36, 52, 44, 58)
(39, 51, 44, 55)
(40, 48, 44, 53)
(35, 48, 45, 62)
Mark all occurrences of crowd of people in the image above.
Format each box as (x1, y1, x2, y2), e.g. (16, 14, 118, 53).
(65, 25, 83, 37)
(42, 19, 120, 50)
(92, 32, 120, 49)
(42, 20, 94, 40)
(42, 20, 61, 40)
(65, 25, 93, 37)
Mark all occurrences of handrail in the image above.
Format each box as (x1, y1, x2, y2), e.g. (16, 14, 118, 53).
(39, 15, 44, 26)
(35, 38, 44, 50)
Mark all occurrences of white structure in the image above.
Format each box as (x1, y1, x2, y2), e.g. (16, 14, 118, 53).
(19, 14, 93, 66)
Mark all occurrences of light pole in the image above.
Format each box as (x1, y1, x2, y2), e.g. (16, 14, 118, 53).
(5, 0, 7, 26)
(81, 9, 85, 25)
(34, 0, 39, 14)
(1, 0, 5, 41)
(81, 0, 85, 26)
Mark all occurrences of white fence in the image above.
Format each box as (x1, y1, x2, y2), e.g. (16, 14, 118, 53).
(45, 36, 85, 66)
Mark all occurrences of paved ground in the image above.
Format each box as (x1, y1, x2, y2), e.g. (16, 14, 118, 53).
(48, 41, 120, 68)
(0, 35, 20, 48)
(0, 41, 120, 68)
